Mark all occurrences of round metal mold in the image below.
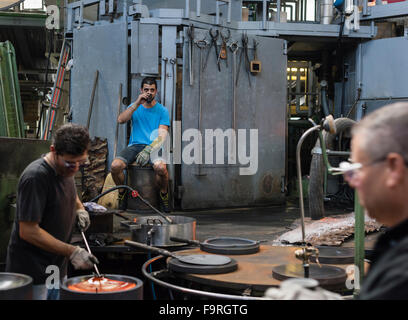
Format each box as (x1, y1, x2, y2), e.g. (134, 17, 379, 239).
(0, 272, 33, 300)
(201, 237, 260, 255)
(272, 264, 347, 288)
(176, 254, 231, 266)
(168, 257, 238, 275)
(311, 246, 355, 264)
(60, 274, 143, 300)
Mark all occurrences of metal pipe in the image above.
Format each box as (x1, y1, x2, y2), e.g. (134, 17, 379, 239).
(296, 124, 321, 242)
(363, 0, 368, 16)
(321, 84, 330, 117)
(304, 0, 307, 21)
(216, 0, 220, 25)
(114, 83, 122, 159)
(315, 0, 321, 23)
(262, 0, 267, 29)
(170, 58, 177, 124)
(86, 70, 99, 130)
(227, 0, 231, 23)
(307, 62, 313, 117)
(162, 57, 168, 105)
(80, 231, 101, 277)
(326, 150, 350, 156)
(318, 129, 335, 173)
(320, 0, 333, 24)
(196, 0, 200, 17)
(185, 0, 189, 18)
(141, 256, 267, 300)
(295, 68, 301, 114)
(277, 0, 281, 22)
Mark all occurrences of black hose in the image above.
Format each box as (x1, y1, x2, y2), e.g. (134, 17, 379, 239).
(321, 87, 330, 117)
(89, 185, 133, 203)
(89, 185, 173, 224)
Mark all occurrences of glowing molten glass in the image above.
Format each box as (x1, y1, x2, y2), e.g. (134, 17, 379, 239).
(67, 276, 136, 293)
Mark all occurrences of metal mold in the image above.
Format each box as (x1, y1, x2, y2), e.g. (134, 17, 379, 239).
(0, 272, 33, 300)
(121, 215, 196, 247)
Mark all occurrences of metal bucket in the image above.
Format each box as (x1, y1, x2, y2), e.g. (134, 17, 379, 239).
(60, 274, 143, 300)
(0, 272, 33, 300)
(121, 215, 196, 247)
(127, 164, 159, 212)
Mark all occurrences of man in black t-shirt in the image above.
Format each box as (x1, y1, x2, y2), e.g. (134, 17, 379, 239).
(6, 124, 99, 300)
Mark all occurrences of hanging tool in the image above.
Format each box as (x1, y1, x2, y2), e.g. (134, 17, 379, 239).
(98, 83, 122, 210)
(80, 231, 102, 277)
(204, 28, 220, 72)
(162, 57, 168, 106)
(229, 41, 239, 131)
(195, 39, 209, 176)
(217, 28, 231, 68)
(82, 70, 100, 196)
(86, 70, 99, 130)
(114, 83, 122, 159)
(236, 33, 251, 88)
(187, 24, 194, 86)
(250, 39, 261, 75)
(169, 58, 177, 124)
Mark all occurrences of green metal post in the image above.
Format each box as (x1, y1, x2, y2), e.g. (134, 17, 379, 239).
(319, 125, 365, 295)
(354, 192, 365, 296)
(0, 41, 25, 137)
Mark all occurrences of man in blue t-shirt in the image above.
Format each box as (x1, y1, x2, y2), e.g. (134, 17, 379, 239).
(111, 77, 171, 212)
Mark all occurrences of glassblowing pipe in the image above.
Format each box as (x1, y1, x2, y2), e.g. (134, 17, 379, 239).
(296, 116, 336, 277)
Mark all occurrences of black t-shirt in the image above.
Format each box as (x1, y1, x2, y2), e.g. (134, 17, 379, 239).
(5, 157, 77, 285)
(358, 218, 408, 299)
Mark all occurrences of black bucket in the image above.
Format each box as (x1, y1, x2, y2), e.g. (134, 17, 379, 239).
(127, 164, 159, 212)
(60, 274, 143, 300)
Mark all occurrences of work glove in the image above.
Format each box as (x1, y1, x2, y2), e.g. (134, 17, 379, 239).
(135, 145, 152, 167)
(76, 209, 90, 232)
(69, 246, 99, 270)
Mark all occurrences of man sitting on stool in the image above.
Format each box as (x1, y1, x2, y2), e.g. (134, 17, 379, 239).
(111, 77, 171, 212)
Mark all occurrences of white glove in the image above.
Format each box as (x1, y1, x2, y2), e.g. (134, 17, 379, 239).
(264, 279, 342, 300)
(69, 246, 99, 270)
(76, 209, 90, 232)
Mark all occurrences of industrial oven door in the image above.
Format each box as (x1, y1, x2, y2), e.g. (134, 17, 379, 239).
(180, 29, 287, 209)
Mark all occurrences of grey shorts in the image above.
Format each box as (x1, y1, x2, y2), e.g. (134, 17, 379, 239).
(116, 144, 151, 166)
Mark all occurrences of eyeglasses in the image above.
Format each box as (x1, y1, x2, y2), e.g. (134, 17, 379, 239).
(59, 156, 89, 169)
(337, 157, 386, 183)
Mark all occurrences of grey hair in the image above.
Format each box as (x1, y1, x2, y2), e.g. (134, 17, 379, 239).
(352, 102, 408, 162)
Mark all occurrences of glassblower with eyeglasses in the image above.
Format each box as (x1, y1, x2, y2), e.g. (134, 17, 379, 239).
(5, 124, 99, 300)
(338, 102, 408, 299)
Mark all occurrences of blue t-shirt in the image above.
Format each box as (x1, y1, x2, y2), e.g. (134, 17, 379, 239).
(128, 102, 170, 146)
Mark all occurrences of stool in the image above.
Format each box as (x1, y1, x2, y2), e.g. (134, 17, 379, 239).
(126, 162, 159, 212)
